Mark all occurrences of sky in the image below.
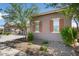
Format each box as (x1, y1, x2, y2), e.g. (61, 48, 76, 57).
(0, 3, 54, 26)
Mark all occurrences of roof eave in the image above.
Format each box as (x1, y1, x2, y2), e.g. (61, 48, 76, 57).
(32, 9, 64, 17)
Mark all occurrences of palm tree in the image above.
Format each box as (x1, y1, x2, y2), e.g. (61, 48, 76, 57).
(2, 3, 39, 38)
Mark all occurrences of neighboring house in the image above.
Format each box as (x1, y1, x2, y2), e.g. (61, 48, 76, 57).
(4, 22, 30, 35)
(0, 25, 4, 33)
(31, 9, 71, 41)
(4, 22, 21, 34)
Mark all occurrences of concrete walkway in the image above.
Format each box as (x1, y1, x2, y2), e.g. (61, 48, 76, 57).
(0, 35, 25, 42)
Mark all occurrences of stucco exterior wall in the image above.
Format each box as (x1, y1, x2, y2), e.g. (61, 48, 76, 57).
(32, 12, 71, 41)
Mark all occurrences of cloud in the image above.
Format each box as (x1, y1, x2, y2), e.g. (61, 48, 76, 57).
(0, 13, 8, 20)
(0, 13, 3, 19)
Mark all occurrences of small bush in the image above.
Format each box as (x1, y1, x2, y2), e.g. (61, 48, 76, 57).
(0, 31, 2, 34)
(2, 32, 11, 35)
(42, 40, 48, 44)
(61, 27, 77, 46)
(28, 32, 34, 42)
(42, 40, 49, 47)
(40, 45, 48, 52)
(0, 31, 11, 35)
(40, 40, 48, 52)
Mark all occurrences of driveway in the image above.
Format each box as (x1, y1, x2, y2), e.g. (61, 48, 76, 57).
(0, 35, 26, 56)
(0, 43, 26, 56)
(0, 35, 25, 42)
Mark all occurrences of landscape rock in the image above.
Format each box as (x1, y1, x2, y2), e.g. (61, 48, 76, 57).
(74, 46, 79, 56)
(15, 51, 27, 56)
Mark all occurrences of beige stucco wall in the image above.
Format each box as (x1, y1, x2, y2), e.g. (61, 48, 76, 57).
(32, 12, 71, 41)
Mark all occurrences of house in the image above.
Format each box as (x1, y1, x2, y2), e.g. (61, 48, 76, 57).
(4, 22, 21, 34)
(3, 8, 71, 41)
(0, 25, 4, 34)
(4, 22, 30, 35)
(31, 9, 71, 41)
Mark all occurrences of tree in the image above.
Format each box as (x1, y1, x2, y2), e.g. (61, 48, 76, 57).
(46, 3, 79, 31)
(2, 3, 39, 38)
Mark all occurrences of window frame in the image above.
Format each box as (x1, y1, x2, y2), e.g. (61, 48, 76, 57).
(51, 18, 60, 33)
(34, 21, 40, 33)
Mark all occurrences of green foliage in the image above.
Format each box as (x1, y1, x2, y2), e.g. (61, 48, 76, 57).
(2, 4, 39, 32)
(0, 31, 2, 34)
(0, 31, 11, 35)
(40, 45, 48, 52)
(40, 40, 48, 52)
(3, 32, 11, 35)
(28, 32, 34, 42)
(42, 40, 48, 46)
(61, 27, 77, 46)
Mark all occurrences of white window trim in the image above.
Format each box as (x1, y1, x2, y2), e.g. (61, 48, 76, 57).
(51, 18, 60, 33)
(34, 31, 40, 33)
(34, 20, 40, 33)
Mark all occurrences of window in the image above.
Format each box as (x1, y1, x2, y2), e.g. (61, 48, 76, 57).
(53, 18, 59, 32)
(35, 21, 40, 32)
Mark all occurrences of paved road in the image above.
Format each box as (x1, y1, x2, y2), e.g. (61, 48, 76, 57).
(0, 35, 25, 42)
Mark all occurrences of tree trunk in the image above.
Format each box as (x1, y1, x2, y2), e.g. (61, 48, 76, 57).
(24, 28, 27, 40)
(21, 28, 27, 41)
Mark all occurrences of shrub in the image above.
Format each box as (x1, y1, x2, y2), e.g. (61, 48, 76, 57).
(61, 27, 77, 46)
(40, 40, 48, 52)
(42, 40, 48, 45)
(28, 32, 34, 42)
(0, 31, 2, 34)
(3, 32, 11, 35)
(0, 31, 11, 35)
(40, 45, 48, 52)
(42, 40, 49, 47)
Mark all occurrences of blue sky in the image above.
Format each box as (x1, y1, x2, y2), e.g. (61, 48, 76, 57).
(0, 3, 54, 26)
